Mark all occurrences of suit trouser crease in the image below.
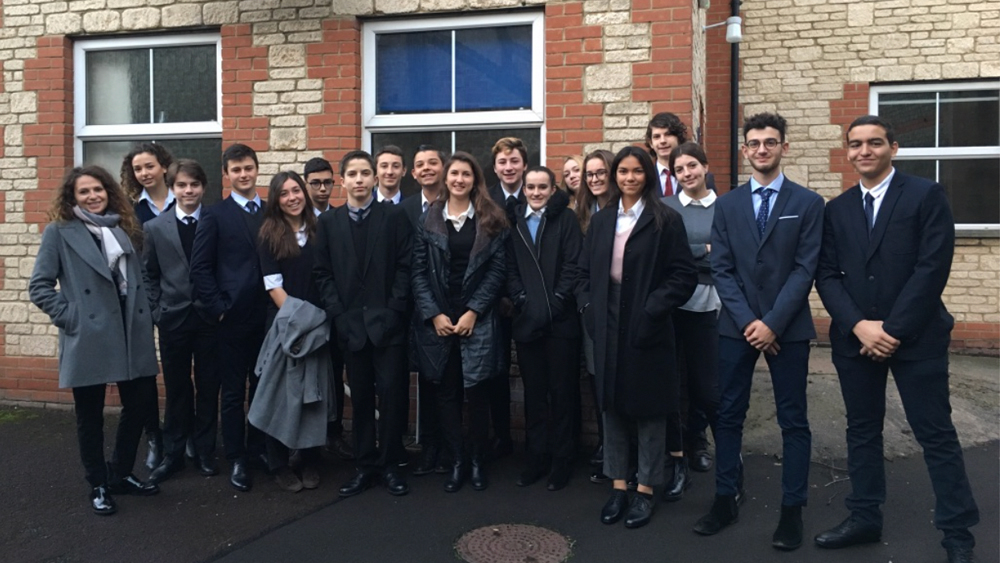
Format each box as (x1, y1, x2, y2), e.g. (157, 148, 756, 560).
(158, 313, 220, 457)
(218, 325, 265, 462)
(344, 340, 408, 473)
(517, 335, 581, 462)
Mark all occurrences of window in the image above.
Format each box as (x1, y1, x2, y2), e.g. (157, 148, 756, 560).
(74, 34, 224, 204)
(871, 81, 1000, 231)
(362, 12, 545, 195)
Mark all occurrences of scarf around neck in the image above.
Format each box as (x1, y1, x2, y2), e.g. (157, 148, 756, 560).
(72, 206, 131, 297)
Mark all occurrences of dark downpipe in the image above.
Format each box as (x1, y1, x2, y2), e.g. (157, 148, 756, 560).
(730, 0, 741, 191)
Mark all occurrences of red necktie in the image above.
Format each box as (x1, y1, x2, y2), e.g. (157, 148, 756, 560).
(661, 169, 673, 197)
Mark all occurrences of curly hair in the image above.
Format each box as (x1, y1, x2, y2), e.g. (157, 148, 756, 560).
(51, 166, 143, 248)
(120, 142, 174, 202)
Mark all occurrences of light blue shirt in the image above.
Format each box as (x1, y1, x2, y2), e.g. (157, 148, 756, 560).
(230, 191, 262, 213)
(749, 172, 785, 220)
(139, 188, 175, 217)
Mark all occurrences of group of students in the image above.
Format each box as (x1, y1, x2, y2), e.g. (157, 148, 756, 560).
(28, 110, 978, 563)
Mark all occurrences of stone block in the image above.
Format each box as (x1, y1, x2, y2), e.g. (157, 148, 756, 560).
(163, 4, 203, 27)
(913, 63, 942, 80)
(280, 90, 322, 103)
(942, 62, 980, 78)
(606, 49, 649, 63)
(584, 12, 629, 25)
(789, 45, 822, 62)
(876, 65, 913, 81)
(10, 92, 35, 114)
(847, 2, 874, 27)
(269, 67, 307, 79)
(270, 128, 306, 151)
(420, 0, 467, 10)
(45, 12, 82, 35)
(808, 125, 842, 140)
(42, 3, 70, 15)
(295, 103, 322, 114)
(82, 11, 121, 33)
(203, 2, 240, 25)
(947, 37, 975, 54)
(331, 0, 374, 15)
(584, 63, 631, 90)
(586, 89, 630, 103)
(270, 44, 305, 68)
(20, 335, 56, 357)
(605, 102, 648, 115)
(0, 303, 28, 323)
(271, 115, 306, 127)
(122, 7, 161, 30)
(376, 0, 419, 13)
(255, 80, 296, 92)
(604, 24, 649, 37)
(107, 0, 145, 8)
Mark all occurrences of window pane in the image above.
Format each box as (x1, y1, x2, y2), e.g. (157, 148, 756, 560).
(892, 159, 936, 182)
(878, 98, 934, 148)
(153, 45, 218, 124)
(455, 128, 540, 188)
(376, 31, 451, 114)
(82, 138, 223, 206)
(86, 49, 150, 125)
(455, 26, 532, 112)
(371, 131, 452, 197)
(939, 89, 999, 148)
(939, 158, 1000, 225)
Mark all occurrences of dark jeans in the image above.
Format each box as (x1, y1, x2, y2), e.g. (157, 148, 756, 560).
(73, 376, 159, 487)
(517, 335, 580, 463)
(833, 352, 979, 549)
(218, 323, 265, 462)
(158, 312, 220, 458)
(668, 309, 720, 452)
(344, 340, 408, 473)
(715, 336, 811, 506)
(265, 435, 320, 472)
(437, 343, 491, 460)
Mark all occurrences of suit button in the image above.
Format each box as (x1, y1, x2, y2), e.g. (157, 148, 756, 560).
(139, 309, 144, 314)
(868, 275, 875, 282)
(89, 314, 95, 319)
(757, 285, 763, 290)
(162, 306, 168, 311)
(84, 289, 90, 295)
(870, 307, 877, 313)
(757, 260, 762, 265)
(363, 306, 368, 311)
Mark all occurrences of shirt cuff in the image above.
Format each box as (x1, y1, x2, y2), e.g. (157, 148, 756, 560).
(263, 273, 284, 291)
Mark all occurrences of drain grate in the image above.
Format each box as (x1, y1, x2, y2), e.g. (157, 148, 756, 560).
(455, 524, 572, 563)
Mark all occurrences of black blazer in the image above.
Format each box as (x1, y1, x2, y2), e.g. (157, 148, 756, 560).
(710, 178, 825, 342)
(578, 200, 697, 417)
(189, 196, 267, 326)
(400, 192, 429, 233)
(313, 201, 412, 353)
(816, 171, 955, 360)
(506, 189, 582, 342)
(489, 183, 526, 224)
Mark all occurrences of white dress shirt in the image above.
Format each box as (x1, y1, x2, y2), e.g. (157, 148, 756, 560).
(139, 188, 176, 217)
(444, 200, 475, 231)
(230, 190, 262, 213)
(175, 204, 202, 223)
(376, 188, 402, 204)
(859, 167, 895, 222)
(616, 197, 646, 234)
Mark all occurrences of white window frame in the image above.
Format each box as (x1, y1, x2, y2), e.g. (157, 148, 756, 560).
(870, 80, 1000, 233)
(360, 11, 545, 154)
(73, 33, 223, 164)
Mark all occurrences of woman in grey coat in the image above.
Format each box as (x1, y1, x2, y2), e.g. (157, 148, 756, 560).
(29, 166, 160, 516)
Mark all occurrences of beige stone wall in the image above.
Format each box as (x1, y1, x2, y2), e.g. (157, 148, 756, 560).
(737, 0, 1000, 327)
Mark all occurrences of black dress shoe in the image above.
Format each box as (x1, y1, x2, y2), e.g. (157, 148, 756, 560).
(149, 455, 184, 485)
(185, 439, 198, 460)
(600, 489, 629, 525)
(327, 435, 355, 461)
(444, 461, 465, 493)
(662, 456, 690, 502)
(589, 444, 604, 467)
(687, 431, 713, 472)
(90, 485, 117, 516)
(590, 469, 610, 484)
(145, 430, 164, 471)
(946, 546, 977, 563)
(546, 463, 572, 491)
(624, 493, 654, 529)
(772, 505, 803, 551)
(470, 456, 488, 491)
(693, 494, 739, 535)
(412, 446, 439, 477)
(517, 459, 548, 487)
(230, 459, 253, 492)
(109, 474, 160, 496)
(196, 455, 219, 476)
(383, 471, 410, 496)
(814, 517, 881, 549)
(338, 471, 375, 497)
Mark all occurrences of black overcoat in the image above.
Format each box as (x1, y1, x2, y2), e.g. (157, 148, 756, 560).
(577, 200, 697, 417)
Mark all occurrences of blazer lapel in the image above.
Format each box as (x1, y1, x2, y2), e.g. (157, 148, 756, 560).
(760, 184, 793, 246)
(361, 203, 384, 277)
(61, 221, 114, 281)
(737, 183, 762, 246)
(161, 212, 188, 265)
(334, 207, 361, 278)
(866, 173, 905, 261)
(629, 203, 655, 239)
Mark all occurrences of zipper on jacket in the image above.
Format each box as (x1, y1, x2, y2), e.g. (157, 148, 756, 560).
(517, 220, 552, 325)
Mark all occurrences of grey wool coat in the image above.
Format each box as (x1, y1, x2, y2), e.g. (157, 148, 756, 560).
(28, 220, 158, 388)
(249, 296, 336, 450)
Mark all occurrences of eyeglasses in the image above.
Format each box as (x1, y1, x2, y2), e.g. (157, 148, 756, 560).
(308, 179, 334, 189)
(585, 170, 608, 179)
(745, 138, 780, 150)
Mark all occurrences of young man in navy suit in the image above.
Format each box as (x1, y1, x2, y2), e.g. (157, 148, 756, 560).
(143, 160, 220, 484)
(694, 113, 824, 551)
(189, 143, 267, 493)
(814, 116, 979, 563)
(375, 145, 405, 204)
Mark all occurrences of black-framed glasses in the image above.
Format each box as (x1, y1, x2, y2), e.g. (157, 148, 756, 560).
(585, 170, 608, 179)
(745, 138, 780, 150)
(308, 179, 334, 189)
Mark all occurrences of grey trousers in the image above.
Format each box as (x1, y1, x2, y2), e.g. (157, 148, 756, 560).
(603, 410, 666, 486)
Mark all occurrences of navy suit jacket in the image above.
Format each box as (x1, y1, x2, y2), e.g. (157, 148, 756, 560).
(711, 177, 825, 342)
(189, 196, 267, 326)
(816, 171, 955, 360)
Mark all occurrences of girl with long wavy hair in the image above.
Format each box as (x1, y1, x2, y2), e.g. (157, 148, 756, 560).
(121, 143, 175, 225)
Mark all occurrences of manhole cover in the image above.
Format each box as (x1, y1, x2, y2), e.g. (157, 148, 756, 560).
(455, 524, 571, 563)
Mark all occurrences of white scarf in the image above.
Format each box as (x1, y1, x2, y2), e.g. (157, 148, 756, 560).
(72, 206, 130, 296)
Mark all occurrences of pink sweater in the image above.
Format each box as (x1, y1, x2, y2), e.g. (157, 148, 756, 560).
(610, 225, 633, 283)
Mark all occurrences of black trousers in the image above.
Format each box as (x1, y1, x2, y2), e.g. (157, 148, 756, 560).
(833, 352, 979, 549)
(667, 309, 720, 453)
(489, 315, 514, 445)
(437, 343, 491, 459)
(418, 366, 441, 449)
(73, 376, 159, 487)
(327, 343, 346, 438)
(158, 312, 220, 458)
(265, 436, 320, 472)
(344, 340, 408, 473)
(517, 335, 580, 463)
(218, 323, 265, 462)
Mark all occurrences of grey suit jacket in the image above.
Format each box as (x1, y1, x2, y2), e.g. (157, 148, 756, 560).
(143, 210, 211, 332)
(29, 220, 158, 388)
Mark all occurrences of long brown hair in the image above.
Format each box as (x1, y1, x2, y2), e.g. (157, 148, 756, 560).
(120, 142, 174, 201)
(575, 149, 618, 232)
(50, 166, 143, 248)
(443, 151, 508, 237)
(258, 170, 316, 261)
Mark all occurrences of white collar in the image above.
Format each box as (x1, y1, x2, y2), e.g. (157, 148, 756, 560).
(443, 200, 474, 231)
(175, 204, 202, 222)
(656, 161, 670, 177)
(678, 189, 717, 207)
(860, 167, 895, 200)
(750, 172, 785, 193)
(139, 188, 175, 212)
(618, 197, 646, 219)
(524, 205, 545, 219)
(501, 184, 522, 200)
(376, 187, 401, 204)
(230, 190, 261, 210)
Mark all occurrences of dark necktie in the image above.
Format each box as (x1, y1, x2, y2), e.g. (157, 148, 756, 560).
(350, 206, 368, 223)
(755, 188, 774, 237)
(246, 201, 258, 214)
(422, 201, 429, 214)
(505, 195, 518, 222)
(864, 192, 875, 237)
(184, 216, 196, 226)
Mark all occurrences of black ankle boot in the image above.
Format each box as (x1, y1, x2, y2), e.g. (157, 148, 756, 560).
(145, 429, 164, 471)
(662, 456, 690, 502)
(444, 459, 465, 493)
(772, 505, 803, 551)
(470, 455, 488, 491)
(693, 494, 739, 535)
